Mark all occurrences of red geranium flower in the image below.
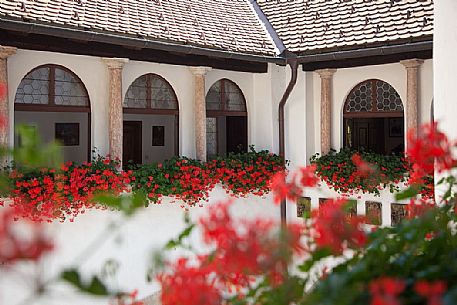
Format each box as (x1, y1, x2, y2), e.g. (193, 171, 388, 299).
(312, 198, 366, 254)
(415, 280, 447, 305)
(370, 277, 405, 305)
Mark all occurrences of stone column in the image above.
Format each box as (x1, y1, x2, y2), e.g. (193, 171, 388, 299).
(316, 68, 336, 155)
(0, 46, 17, 147)
(189, 67, 211, 162)
(400, 59, 424, 142)
(102, 58, 128, 162)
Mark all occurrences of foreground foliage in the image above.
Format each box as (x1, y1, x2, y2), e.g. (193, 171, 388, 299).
(154, 122, 457, 305)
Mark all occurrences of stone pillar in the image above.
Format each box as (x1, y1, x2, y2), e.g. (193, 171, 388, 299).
(189, 67, 211, 162)
(0, 46, 17, 147)
(316, 68, 336, 155)
(102, 58, 128, 162)
(401, 58, 424, 142)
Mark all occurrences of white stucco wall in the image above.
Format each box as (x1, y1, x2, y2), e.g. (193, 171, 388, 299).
(306, 60, 433, 159)
(0, 189, 280, 305)
(434, 0, 457, 140)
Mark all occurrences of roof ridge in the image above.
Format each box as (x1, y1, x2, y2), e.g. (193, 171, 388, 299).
(247, 0, 286, 56)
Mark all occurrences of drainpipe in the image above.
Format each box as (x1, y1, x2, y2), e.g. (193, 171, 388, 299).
(278, 54, 299, 225)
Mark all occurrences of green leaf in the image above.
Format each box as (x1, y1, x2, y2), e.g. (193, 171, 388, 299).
(165, 223, 196, 250)
(61, 268, 110, 296)
(395, 185, 419, 201)
(92, 190, 147, 217)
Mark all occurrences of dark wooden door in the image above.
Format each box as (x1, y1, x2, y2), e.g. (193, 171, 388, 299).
(123, 121, 142, 165)
(226, 116, 247, 154)
(347, 118, 385, 154)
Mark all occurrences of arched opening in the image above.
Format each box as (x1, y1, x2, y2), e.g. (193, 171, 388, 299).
(205, 79, 248, 159)
(343, 79, 404, 155)
(14, 64, 91, 163)
(123, 73, 179, 165)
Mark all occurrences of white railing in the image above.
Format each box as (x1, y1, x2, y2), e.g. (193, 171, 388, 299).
(301, 181, 409, 227)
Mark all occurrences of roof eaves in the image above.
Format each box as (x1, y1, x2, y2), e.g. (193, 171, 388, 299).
(295, 39, 433, 64)
(0, 16, 286, 65)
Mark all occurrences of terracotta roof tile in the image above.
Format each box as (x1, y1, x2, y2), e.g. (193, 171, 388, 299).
(0, 0, 278, 56)
(256, 0, 433, 54)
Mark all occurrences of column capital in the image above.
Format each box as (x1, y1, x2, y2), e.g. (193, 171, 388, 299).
(102, 57, 129, 69)
(0, 46, 17, 59)
(315, 68, 337, 79)
(400, 58, 424, 69)
(189, 66, 212, 76)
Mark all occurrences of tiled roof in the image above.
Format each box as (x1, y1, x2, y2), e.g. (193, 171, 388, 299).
(0, 0, 278, 56)
(256, 0, 434, 54)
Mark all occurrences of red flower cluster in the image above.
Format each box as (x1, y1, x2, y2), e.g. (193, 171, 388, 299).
(158, 202, 304, 305)
(136, 153, 285, 207)
(311, 150, 408, 196)
(352, 153, 376, 179)
(271, 165, 319, 204)
(407, 122, 456, 185)
(312, 198, 367, 255)
(369, 277, 405, 305)
(146, 159, 218, 205)
(0, 208, 54, 264)
(212, 155, 285, 197)
(7, 158, 132, 222)
(158, 257, 222, 305)
(415, 280, 447, 305)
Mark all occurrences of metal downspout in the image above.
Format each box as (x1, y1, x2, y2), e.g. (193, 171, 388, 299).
(278, 57, 299, 225)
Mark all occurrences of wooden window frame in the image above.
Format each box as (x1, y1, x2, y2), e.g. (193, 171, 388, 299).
(123, 73, 179, 114)
(14, 64, 90, 112)
(206, 78, 247, 117)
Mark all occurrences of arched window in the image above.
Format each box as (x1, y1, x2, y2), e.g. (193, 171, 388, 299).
(206, 79, 247, 158)
(206, 79, 247, 112)
(14, 65, 91, 163)
(343, 79, 404, 155)
(15, 65, 90, 109)
(123, 74, 179, 165)
(124, 74, 178, 111)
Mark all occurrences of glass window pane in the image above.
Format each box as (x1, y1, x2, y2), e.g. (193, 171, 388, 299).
(206, 117, 217, 158)
(345, 80, 403, 113)
(124, 75, 148, 108)
(224, 81, 246, 111)
(15, 67, 50, 105)
(206, 80, 246, 112)
(150, 76, 178, 110)
(54, 68, 89, 106)
(124, 74, 178, 110)
(345, 81, 373, 112)
(206, 82, 221, 111)
(375, 80, 404, 111)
